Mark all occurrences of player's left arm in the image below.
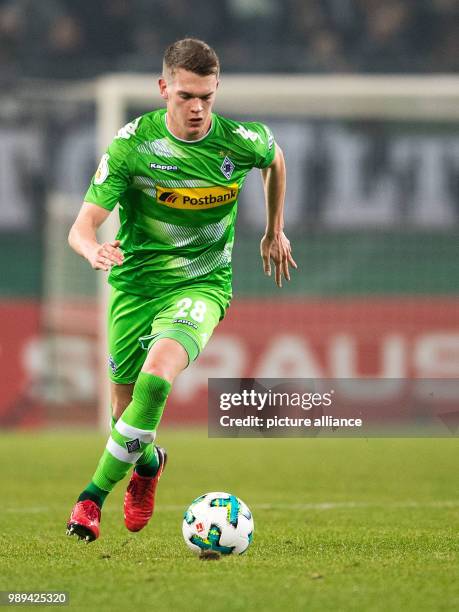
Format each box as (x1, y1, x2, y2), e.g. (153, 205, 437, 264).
(260, 145, 297, 288)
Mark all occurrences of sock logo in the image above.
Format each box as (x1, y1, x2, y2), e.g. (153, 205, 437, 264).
(126, 438, 141, 453)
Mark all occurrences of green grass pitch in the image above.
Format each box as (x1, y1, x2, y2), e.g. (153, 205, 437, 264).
(1, 430, 458, 611)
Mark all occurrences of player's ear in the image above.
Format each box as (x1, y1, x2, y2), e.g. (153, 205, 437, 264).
(158, 77, 168, 100)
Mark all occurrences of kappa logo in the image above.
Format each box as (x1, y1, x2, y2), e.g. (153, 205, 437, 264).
(173, 318, 198, 330)
(150, 162, 178, 171)
(233, 125, 261, 143)
(125, 439, 141, 453)
(158, 191, 179, 204)
(116, 117, 141, 140)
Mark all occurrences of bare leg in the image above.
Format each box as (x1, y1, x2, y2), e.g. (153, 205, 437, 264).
(111, 382, 134, 420)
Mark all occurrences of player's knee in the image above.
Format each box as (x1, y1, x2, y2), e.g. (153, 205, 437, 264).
(142, 337, 189, 383)
(142, 362, 175, 382)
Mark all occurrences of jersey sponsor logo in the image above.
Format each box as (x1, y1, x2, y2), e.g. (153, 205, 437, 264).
(94, 153, 110, 185)
(156, 184, 239, 210)
(158, 192, 179, 204)
(116, 117, 141, 139)
(150, 162, 179, 171)
(220, 156, 235, 180)
(233, 125, 261, 143)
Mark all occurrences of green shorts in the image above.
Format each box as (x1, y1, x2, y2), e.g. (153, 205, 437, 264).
(107, 285, 228, 384)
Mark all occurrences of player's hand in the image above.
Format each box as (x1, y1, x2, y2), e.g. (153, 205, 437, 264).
(260, 231, 297, 288)
(88, 240, 124, 271)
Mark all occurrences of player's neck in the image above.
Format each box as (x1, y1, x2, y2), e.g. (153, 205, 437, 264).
(164, 113, 212, 143)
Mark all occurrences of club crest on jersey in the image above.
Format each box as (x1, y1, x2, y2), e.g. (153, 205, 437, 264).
(220, 156, 235, 180)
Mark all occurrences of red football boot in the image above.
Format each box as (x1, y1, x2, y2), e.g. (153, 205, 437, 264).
(66, 500, 101, 543)
(124, 446, 167, 532)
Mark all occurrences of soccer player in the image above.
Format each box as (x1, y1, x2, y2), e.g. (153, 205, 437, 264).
(66, 38, 296, 542)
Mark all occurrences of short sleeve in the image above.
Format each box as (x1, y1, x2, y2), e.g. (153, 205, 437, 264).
(239, 121, 276, 169)
(84, 138, 132, 211)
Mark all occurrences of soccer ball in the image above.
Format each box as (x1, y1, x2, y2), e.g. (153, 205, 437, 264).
(182, 491, 254, 555)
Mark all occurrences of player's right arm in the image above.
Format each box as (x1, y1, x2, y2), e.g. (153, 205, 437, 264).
(68, 202, 124, 272)
(69, 118, 140, 271)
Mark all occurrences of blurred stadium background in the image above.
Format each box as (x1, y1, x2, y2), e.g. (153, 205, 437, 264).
(0, 0, 458, 430)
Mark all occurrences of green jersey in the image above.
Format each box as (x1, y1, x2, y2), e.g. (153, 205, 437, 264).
(85, 108, 276, 303)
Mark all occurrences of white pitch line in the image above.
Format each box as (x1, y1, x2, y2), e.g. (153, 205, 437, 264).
(4, 500, 459, 515)
(249, 500, 459, 511)
(152, 500, 459, 511)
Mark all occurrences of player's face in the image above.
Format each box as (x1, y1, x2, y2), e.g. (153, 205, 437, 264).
(159, 69, 218, 141)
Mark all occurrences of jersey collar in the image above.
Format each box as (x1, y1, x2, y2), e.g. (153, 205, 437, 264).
(164, 112, 214, 144)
